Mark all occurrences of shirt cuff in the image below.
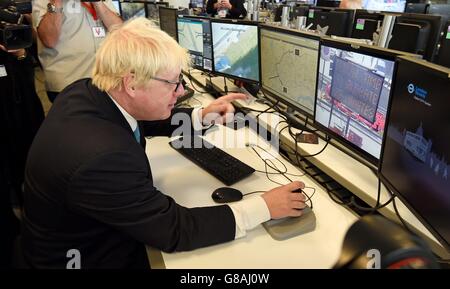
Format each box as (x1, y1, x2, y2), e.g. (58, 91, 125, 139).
(191, 107, 205, 131)
(228, 195, 271, 239)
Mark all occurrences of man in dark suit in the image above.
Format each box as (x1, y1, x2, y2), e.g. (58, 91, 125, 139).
(21, 18, 307, 268)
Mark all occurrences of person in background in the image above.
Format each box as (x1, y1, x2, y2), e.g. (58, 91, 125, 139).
(339, 0, 363, 9)
(21, 18, 307, 268)
(206, 0, 247, 18)
(32, 0, 122, 103)
(0, 43, 44, 268)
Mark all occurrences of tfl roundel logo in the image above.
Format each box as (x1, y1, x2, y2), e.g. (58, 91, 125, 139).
(407, 83, 415, 94)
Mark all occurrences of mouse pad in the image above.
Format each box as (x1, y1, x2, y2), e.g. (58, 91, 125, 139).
(262, 207, 316, 241)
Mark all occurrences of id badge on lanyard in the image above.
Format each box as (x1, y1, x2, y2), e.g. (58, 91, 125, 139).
(92, 24, 106, 38)
(82, 2, 106, 38)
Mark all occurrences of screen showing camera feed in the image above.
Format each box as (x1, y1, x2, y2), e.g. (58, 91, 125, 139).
(211, 21, 259, 82)
(380, 58, 450, 247)
(315, 44, 395, 160)
(260, 28, 319, 116)
(362, 0, 406, 13)
(177, 17, 212, 71)
(120, 2, 146, 21)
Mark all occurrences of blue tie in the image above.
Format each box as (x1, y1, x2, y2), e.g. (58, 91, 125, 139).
(133, 126, 141, 143)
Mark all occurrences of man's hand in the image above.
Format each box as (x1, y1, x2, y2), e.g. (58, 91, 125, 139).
(0, 44, 26, 58)
(262, 181, 307, 219)
(220, 0, 232, 10)
(200, 93, 247, 125)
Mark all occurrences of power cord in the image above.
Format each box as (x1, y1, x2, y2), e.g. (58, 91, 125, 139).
(246, 143, 314, 208)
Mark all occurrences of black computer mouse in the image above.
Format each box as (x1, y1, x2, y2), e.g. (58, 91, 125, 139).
(212, 187, 243, 203)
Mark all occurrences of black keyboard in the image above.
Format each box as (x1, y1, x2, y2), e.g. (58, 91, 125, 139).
(169, 136, 255, 186)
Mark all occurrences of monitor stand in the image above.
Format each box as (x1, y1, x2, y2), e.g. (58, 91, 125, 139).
(262, 206, 316, 240)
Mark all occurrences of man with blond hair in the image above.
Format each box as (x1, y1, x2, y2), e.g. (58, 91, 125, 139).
(21, 18, 307, 268)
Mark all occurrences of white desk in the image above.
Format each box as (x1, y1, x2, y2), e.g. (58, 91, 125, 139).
(144, 75, 449, 268)
(202, 75, 449, 259)
(145, 125, 358, 268)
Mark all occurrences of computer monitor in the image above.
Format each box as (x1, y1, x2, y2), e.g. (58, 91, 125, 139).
(211, 19, 260, 83)
(291, 5, 310, 20)
(146, 2, 169, 21)
(306, 8, 355, 37)
(315, 38, 398, 165)
(177, 16, 212, 71)
(362, 0, 406, 13)
(119, 1, 146, 21)
(405, 3, 428, 14)
(351, 10, 384, 40)
(260, 24, 320, 117)
(388, 13, 442, 61)
(159, 7, 178, 40)
(379, 56, 450, 252)
(436, 21, 450, 68)
(189, 0, 204, 9)
(112, 0, 120, 15)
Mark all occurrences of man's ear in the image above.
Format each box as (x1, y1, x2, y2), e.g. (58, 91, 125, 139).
(123, 73, 136, 97)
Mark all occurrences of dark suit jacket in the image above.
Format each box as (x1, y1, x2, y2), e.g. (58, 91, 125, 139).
(206, 0, 247, 19)
(22, 79, 236, 269)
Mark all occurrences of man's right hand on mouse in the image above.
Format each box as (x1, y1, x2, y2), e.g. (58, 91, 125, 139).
(261, 181, 307, 219)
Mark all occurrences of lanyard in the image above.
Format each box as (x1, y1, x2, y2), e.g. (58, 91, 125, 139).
(81, 2, 98, 21)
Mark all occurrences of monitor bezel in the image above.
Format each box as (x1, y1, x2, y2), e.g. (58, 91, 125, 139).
(315, 38, 401, 166)
(177, 15, 212, 72)
(259, 23, 320, 118)
(351, 9, 384, 39)
(210, 18, 261, 84)
(158, 7, 179, 41)
(378, 55, 450, 252)
(145, 1, 169, 20)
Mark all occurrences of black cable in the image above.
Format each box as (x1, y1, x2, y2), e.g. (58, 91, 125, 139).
(349, 177, 394, 213)
(187, 69, 209, 94)
(223, 76, 228, 94)
(391, 193, 414, 235)
(247, 143, 314, 208)
(243, 190, 266, 196)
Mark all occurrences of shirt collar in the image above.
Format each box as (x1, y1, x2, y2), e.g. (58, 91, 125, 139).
(107, 92, 138, 132)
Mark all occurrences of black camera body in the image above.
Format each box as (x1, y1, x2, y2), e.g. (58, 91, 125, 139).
(0, 0, 32, 50)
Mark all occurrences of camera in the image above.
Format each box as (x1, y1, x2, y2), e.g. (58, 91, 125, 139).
(0, 0, 32, 50)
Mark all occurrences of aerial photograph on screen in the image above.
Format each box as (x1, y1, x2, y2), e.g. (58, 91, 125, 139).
(212, 23, 259, 82)
(315, 45, 395, 159)
(178, 19, 203, 54)
(260, 29, 319, 115)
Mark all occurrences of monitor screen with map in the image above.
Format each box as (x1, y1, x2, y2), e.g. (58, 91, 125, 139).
(177, 16, 212, 71)
(315, 38, 397, 165)
(260, 25, 320, 117)
(211, 19, 260, 83)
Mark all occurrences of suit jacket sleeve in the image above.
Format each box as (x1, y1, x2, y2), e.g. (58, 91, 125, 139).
(66, 148, 236, 252)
